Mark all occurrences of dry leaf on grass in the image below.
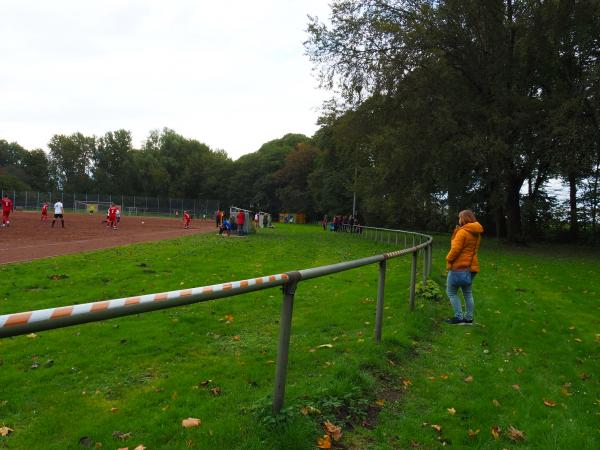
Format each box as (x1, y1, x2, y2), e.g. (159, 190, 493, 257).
(232, 335, 241, 341)
(464, 375, 473, 383)
(112, 431, 132, 440)
(300, 405, 321, 415)
(447, 407, 456, 415)
(317, 344, 333, 349)
(26, 333, 37, 339)
(182, 418, 201, 428)
(316, 434, 332, 448)
(110, 407, 119, 413)
(543, 399, 557, 407)
(467, 429, 480, 439)
(491, 426, 501, 440)
(512, 384, 521, 391)
(375, 399, 385, 406)
(507, 425, 525, 441)
(0, 426, 13, 437)
(431, 424, 442, 433)
(199, 379, 212, 386)
(225, 314, 234, 322)
(210, 387, 222, 396)
(323, 421, 342, 441)
(134, 446, 146, 450)
(402, 379, 412, 387)
(492, 399, 501, 407)
(440, 374, 449, 380)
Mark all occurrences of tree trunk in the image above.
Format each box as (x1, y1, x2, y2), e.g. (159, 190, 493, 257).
(568, 171, 579, 241)
(504, 179, 523, 242)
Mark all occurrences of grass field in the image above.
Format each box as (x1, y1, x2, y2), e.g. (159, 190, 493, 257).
(0, 225, 598, 449)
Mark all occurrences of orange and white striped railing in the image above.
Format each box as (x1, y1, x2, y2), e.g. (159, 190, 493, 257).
(0, 273, 290, 338)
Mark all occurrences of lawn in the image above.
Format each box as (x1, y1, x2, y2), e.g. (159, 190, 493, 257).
(0, 225, 598, 449)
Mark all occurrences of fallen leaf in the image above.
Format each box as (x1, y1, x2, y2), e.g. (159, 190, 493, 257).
(0, 426, 13, 437)
(225, 314, 234, 322)
(580, 373, 591, 381)
(464, 375, 473, 383)
(561, 388, 572, 397)
(574, 338, 582, 343)
(375, 399, 385, 406)
(512, 384, 521, 391)
(300, 405, 321, 415)
(316, 434, 332, 448)
(182, 418, 201, 428)
(403, 379, 412, 387)
(516, 367, 524, 374)
(431, 424, 442, 433)
(110, 407, 119, 413)
(232, 335, 241, 341)
(492, 399, 501, 407)
(440, 374, 449, 380)
(134, 446, 146, 450)
(507, 425, 525, 441)
(317, 344, 333, 349)
(112, 431, 132, 440)
(491, 426, 501, 440)
(447, 407, 456, 415)
(210, 387, 221, 396)
(26, 333, 38, 339)
(543, 399, 557, 407)
(323, 420, 342, 441)
(199, 379, 212, 386)
(467, 429, 480, 439)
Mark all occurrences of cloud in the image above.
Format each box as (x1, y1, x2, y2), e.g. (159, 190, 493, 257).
(0, 0, 330, 158)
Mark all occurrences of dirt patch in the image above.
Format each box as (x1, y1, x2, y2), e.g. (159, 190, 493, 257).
(0, 211, 215, 265)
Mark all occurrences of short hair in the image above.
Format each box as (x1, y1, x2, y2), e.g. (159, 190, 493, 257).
(459, 210, 477, 224)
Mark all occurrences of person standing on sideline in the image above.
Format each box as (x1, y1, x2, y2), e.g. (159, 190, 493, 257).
(322, 214, 328, 231)
(236, 210, 245, 236)
(52, 200, 65, 228)
(445, 210, 483, 325)
(215, 209, 222, 228)
(183, 210, 191, 229)
(1, 195, 13, 227)
(41, 202, 49, 220)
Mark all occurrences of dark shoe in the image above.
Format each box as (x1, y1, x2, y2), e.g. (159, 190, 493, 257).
(462, 319, 473, 325)
(444, 317, 463, 324)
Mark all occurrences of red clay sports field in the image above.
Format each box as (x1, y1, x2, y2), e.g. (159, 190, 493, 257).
(0, 211, 214, 265)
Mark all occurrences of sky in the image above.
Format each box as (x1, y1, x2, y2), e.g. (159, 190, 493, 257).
(0, 0, 331, 160)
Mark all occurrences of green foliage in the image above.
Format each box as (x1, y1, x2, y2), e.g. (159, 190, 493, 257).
(415, 280, 443, 302)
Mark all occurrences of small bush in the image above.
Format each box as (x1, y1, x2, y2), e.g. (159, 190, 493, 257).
(415, 280, 443, 301)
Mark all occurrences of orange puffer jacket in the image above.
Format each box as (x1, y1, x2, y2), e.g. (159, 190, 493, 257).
(445, 222, 484, 272)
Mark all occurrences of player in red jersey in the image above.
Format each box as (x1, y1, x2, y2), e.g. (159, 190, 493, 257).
(183, 210, 191, 229)
(1, 195, 13, 227)
(41, 202, 49, 220)
(107, 203, 118, 229)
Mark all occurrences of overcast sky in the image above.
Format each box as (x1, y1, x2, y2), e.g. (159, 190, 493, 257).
(0, 0, 331, 160)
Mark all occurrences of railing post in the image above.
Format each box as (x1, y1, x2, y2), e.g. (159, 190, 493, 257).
(428, 242, 433, 277)
(375, 259, 386, 343)
(409, 250, 417, 310)
(272, 277, 299, 414)
(422, 247, 428, 286)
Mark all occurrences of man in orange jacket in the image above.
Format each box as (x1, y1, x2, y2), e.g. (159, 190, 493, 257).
(445, 210, 483, 325)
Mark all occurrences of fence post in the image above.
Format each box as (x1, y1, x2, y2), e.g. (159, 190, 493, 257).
(409, 250, 417, 310)
(272, 277, 299, 414)
(428, 242, 433, 277)
(375, 259, 386, 343)
(422, 247, 428, 286)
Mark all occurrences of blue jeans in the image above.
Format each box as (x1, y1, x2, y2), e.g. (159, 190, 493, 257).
(446, 271, 477, 320)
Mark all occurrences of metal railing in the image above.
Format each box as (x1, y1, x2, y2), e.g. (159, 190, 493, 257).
(0, 224, 433, 413)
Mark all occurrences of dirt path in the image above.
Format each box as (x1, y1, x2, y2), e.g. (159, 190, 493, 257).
(0, 211, 214, 265)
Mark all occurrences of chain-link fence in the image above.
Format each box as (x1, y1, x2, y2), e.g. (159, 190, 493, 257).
(1, 190, 220, 219)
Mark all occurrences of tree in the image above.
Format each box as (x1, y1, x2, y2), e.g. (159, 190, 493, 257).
(93, 130, 133, 193)
(48, 133, 95, 192)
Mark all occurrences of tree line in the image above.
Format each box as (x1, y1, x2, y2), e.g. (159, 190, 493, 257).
(2, 1, 599, 243)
